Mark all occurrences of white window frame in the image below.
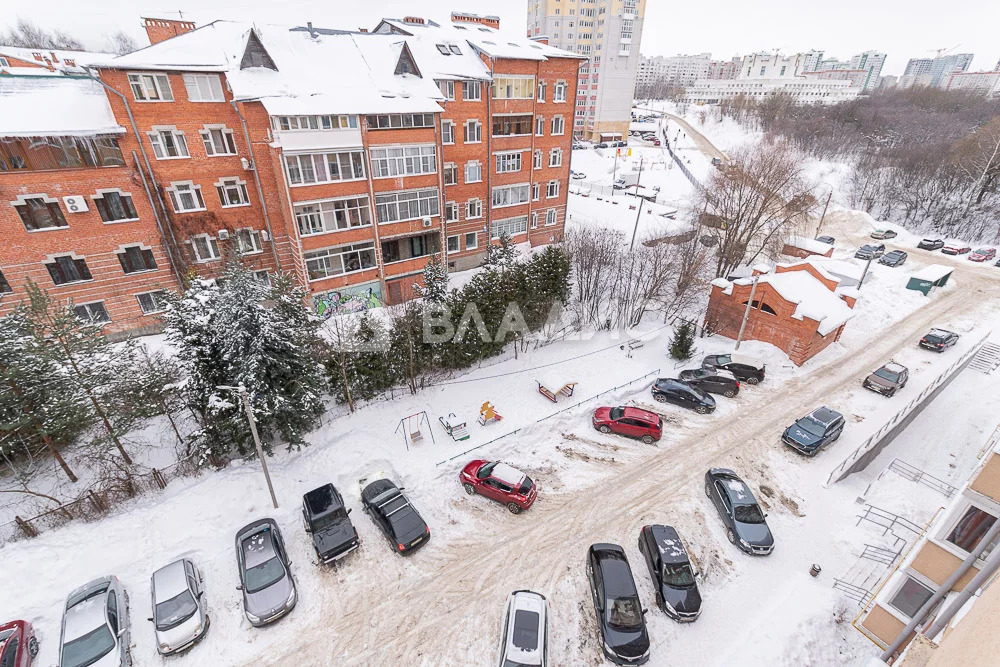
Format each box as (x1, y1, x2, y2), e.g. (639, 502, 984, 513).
(551, 116, 566, 135)
(369, 145, 437, 179)
(466, 198, 483, 220)
(492, 183, 531, 209)
(441, 120, 455, 145)
(554, 81, 567, 102)
(189, 234, 221, 262)
(253, 270, 271, 287)
(136, 290, 169, 315)
(549, 148, 563, 167)
(531, 212, 539, 229)
(284, 151, 367, 186)
(127, 72, 173, 102)
(546, 180, 560, 198)
(438, 80, 456, 100)
(538, 80, 547, 102)
(200, 125, 237, 156)
(533, 150, 543, 170)
(73, 301, 111, 324)
(374, 188, 441, 224)
(215, 177, 251, 208)
(182, 73, 225, 102)
(304, 241, 377, 281)
(294, 196, 372, 236)
(166, 181, 206, 213)
(464, 231, 478, 249)
(148, 127, 189, 160)
(491, 215, 528, 239)
(532, 182, 541, 201)
(886, 573, 937, 621)
(935, 497, 1000, 561)
(545, 208, 558, 226)
(447, 234, 460, 252)
(445, 201, 459, 222)
(233, 228, 263, 255)
(495, 152, 523, 174)
(444, 162, 458, 186)
(91, 189, 139, 223)
(465, 160, 483, 184)
(492, 75, 536, 100)
(464, 120, 482, 143)
(536, 115, 545, 136)
(462, 80, 482, 101)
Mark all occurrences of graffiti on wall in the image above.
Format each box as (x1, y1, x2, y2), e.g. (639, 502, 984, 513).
(314, 283, 384, 319)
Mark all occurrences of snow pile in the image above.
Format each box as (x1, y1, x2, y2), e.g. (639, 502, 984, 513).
(759, 271, 855, 335)
(911, 264, 953, 282)
(786, 236, 834, 256)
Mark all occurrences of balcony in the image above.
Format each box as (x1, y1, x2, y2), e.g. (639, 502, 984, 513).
(0, 135, 125, 172)
(381, 231, 441, 276)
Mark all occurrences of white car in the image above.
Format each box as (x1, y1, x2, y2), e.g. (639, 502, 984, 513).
(497, 590, 549, 667)
(149, 558, 210, 655)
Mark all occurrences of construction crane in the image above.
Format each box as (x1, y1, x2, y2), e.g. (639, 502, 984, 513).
(928, 44, 960, 58)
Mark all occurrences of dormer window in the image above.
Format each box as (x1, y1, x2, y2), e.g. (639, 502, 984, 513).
(436, 44, 450, 55)
(449, 45, 462, 55)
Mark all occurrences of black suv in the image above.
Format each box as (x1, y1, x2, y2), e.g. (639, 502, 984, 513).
(816, 235, 835, 245)
(678, 367, 740, 398)
(863, 362, 909, 397)
(919, 328, 959, 352)
(302, 484, 359, 563)
(918, 238, 945, 250)
(651, 378, 716, 414)
(701, 353, 765, 384)
(704, 469, 774, 555)
(360, 479, 429, 555)
(879, 250, 908, 267)
(637, 525, 702, 622)
(855, 243, 885, 260)
(782, 406, 845, 456)
(586, 543, 650, 665)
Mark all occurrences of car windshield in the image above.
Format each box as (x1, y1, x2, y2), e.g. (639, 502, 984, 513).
(795, 417, 827, 437)
(511, 609, 540, 650)
(713, 355, 732, 365)
(662, 563, 696, 588)
(311, 508, 346, 531)
(61, 625, 115, 667)
(874, 368, 901, 382)
(244, 556, 285, 594)
(734, 504, 766, 524)
(154, 589, 198, 630)
(924, 333, 944, 343)
(607, 597, 643, 630)
(609, 407, 625, 420)
(518, 476, 534, 495)
(478, 461, 498, 479)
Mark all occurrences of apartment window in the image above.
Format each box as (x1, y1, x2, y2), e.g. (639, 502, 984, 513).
(533, 150, 543, 170)
(234, 228, 263, 254)
(492, 183, 531, 208)
(547, 180, 560, 198)
(549, 148, 563, 167)
(216, 177, 250, 207)
(304, 242, 376, 280)
(284, 151, 366, 185)
(166, 182, 205, 213)
(438, 80, 456, 100)
(294, 196, 371, 235)
(189, 235, 221, 262)
(551, 116, 565, 135)
(946, 505, 999, 557)
(253, 270, 271, 287)
(136, 290, 169, 315)
(73, 302, 110, 324)
(492, 215, 528, 238)
(447, 235, 460, 252)
(532, 182, 541, 201)
(492, 115, 532, 137)
(465, 160, 482, 183)
(554, 81, 567, 102)
(462, 81, 481, 101)
(442, 121, 455, 144)
(93, 190, 138, 223)
(444, 163, 458, 186)
(148, 128, 189, 159)
(182, 73, 225, 102)
(45, 255, 92, 285)
(0, 57, 8, 68)
(466, 199, 483, 219)
(200, 126, 237, 156)
(117, 245, 157, 274)
(545, 208, 558, 226)
(531, 211, 539, 229)
(492, 75, 535, 99)
(445, 201, 459, 222)
(374, 188, 440, 224)
(538, 81, 547, 102)
(536, 115, 545, 136)
(889, 576, 934, 619)
(366, 113, 436, 129)
(370, 145, 437, 179)
(13, 195, 67, 231)
(464, 231, 478, 249)
(495, 152, 522, 174)
(464, 120, 482, 143)
(0, 269, 11, 294)
(272, 115, 359, 131)
(127, 72, 173, 102)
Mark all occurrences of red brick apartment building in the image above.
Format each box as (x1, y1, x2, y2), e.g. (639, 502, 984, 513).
(0, 13, 581, 333)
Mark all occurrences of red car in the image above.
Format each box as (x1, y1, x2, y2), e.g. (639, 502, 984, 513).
(941, 245, 971, 255)
(968, 248, 996, 262)
(0, 620, 38, 667)
(460, 460, 537, 514)
(592, 406, 663, 444)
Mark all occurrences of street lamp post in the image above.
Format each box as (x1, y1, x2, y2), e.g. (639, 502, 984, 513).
(735, 274, 760, 351)
(218, 384, 279, 509)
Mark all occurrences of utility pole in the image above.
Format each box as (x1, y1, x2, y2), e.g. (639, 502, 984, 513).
(858, 256, 874, 290)
(815, 190, 833, 238)
(611, 147, 620, 199)
(735, 274, 760, 351)
(219, 385, 278, 509)
(629, 157, 646, 251)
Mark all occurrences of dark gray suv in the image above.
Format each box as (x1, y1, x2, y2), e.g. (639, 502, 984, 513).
(863, 362, 909, 397)
(782, 406, 845, 455)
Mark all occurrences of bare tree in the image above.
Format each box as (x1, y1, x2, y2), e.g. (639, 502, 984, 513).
(953, 116, 1000, 215)
(106, 30, 140, 55)
(1, 17, 85, 50)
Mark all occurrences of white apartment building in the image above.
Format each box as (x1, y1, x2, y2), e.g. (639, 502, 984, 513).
(681, 77, 860, 105)
(850, 50, 887, 91)
(636, 53, 711, 90)
(904, 53, 974, 87)
(802, 68, 869, 89)
(527, 0, 647, 141)
(738, 52, 810, 79)
(946, 70, 1000, 97)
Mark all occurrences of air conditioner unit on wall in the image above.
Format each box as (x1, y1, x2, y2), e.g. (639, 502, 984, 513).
(261, 230, 271, 242)
(63, 195, 88, 213)
(217, 229, 230, 240)
(422, 216, 433, 228)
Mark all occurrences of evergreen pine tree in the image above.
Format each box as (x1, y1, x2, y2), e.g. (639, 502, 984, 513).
(483, 231, 518, 269)
(669, 320, 696, 360)
(416, 254, 449, 303)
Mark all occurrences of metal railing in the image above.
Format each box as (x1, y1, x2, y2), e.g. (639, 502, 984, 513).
(856, 504, 924, 540)
(862, 458, 958, 499)
(660, 127, 704, 192)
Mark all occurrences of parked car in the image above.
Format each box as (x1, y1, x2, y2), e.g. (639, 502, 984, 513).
(59, 576, 132, 667)
(624, 184, 657, 202)
(496, 590, 549, 667)
(701, 353, 766, 384)
(815, 235, 836, 245)
(149, 559, 209, 655)
(586, 543, 650, 665)
(572, 142, 586, 150)
(592, 406, 663, 444)
(613, 177, 628, 189)
(781, 406, 845, 456)
(595, 142, 609, 149)
(612, 140, 628, 148)
(0, 620, 38, 667)
(941, 245, 971, 255)
(650, 378, 717, 414)
(302, 483, 359, 563)
(878, 249, 908, 267)
(863, 362, 909, 397)
(677, 367, 740, 398)
(360, 478, 430, 554)
(637, 525, 702, 622)
(919, 328, 960, 352)
(917, 238, 945, 250)
(855, 243, 885, 260)
(996, 258, 1000, 268)
(235, 519, 296, 626)
(968, 248, 996, 262)
(710, 157, 723, 166)
(461, 460, 537, 514)
(570, 170, 586, 180)
(704, 469, 774, 555)
(652, 138, 661, 146)
(871, 228, 897, 239)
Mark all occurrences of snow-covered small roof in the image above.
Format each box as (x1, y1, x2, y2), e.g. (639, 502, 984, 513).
(0, 76, 125, 137)
(711, 277, 733, 293)
(491, 463, 525, 487)
(375, 19, 492, 81)
(784, 257, 862, 282)
(786, 235, 833, 255)
(752, 263, 772, 274)
(912, 264, 953, 282)
(760, 270, 854, 336)
(0, 45, 113, 72)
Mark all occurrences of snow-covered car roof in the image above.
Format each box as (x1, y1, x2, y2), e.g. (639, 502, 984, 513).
(152, 559, 190, 602)
(491, 463, 526, 487)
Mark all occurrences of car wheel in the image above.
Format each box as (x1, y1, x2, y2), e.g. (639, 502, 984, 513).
(642, 435, 654, 444)
(28, 637, 39, 657)
(727, 528, 737, 545)
(599, 425, 611, 434)
(653, 394, 667, 403)
(695, 405, 708, 415)
(507, 502, 522, 514)
(463, 483, 476, 495)
(746, 377, 760, 385)
(724, 389, 737, 398)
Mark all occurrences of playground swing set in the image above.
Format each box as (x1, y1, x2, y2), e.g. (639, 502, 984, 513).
(395, 411, 436, 451)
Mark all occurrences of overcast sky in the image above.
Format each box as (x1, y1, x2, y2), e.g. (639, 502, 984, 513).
(2, 0, 998, 76)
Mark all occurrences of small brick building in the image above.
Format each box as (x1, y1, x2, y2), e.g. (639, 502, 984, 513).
(704, 262, 856, 365)
(782, 235, 834, 259)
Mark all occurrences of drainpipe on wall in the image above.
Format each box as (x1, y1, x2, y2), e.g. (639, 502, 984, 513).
(486, 59, 495, 248)
(230, 99, 282, 271)
(131, 150, 183, 286)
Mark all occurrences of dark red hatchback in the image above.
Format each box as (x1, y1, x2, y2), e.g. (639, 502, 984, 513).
(460, 460, 537, 514)
(0, 620, 38, 667)
(592, 406, 663, 444)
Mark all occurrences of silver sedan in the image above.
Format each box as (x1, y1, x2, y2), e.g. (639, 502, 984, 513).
(149, 558, 209, 655)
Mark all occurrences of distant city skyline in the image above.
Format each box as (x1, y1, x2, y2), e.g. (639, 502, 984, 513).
(0, 0, 997, 77)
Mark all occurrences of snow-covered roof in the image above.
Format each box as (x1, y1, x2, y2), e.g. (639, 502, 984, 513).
(912, 264, 953, 282)
(760, 270, 855, 336)
(375, 20, 491, 81)
(783, 257, 863, 282)
(711, 277, 733, 294)
(785, 235, 833, 255)
(0, 76, 125, 137)
(0, 45, 114, 73)
(491, 463, 525, 487)
(752, 263, 772, 274)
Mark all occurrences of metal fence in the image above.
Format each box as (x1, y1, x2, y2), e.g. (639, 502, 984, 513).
(660, 127, 705, 192)
(862, 458, 958, 499)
